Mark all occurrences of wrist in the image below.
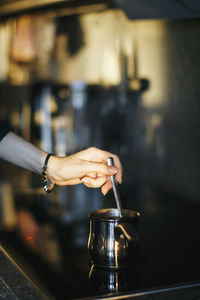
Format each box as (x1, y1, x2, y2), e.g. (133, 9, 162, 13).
(46, 155, 61, 183)
(42, 153, 55, 193)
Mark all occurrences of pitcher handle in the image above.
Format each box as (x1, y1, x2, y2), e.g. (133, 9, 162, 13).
(115, 222, 140, 242)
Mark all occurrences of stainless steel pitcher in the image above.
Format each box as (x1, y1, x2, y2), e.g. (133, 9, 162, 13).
(88, 208, 140, 269)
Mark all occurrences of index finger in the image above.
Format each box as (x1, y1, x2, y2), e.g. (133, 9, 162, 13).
(98, 149, 123, 183)
(107, 153, 122, 183)
(78, 147, 123, 183)
(99, 151, 123, 184)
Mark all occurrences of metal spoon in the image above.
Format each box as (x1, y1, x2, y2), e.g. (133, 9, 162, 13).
(107, 157, 123, 218)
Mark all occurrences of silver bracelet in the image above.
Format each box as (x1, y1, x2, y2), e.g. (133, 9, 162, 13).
(42, 153, 55, 193)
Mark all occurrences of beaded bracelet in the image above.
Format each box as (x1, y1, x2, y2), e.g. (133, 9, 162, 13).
(42, 153, 55, 193)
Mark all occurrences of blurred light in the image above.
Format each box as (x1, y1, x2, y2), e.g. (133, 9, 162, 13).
(134, 20, 168, 107)
(0, 2, 107, 17)
(151, 114, 162, 127)
(26, 236, 33, 240)
(58, 87, 70, 99)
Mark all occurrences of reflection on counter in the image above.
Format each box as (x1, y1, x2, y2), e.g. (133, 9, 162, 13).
(89, 264, 140, 295)
(1, 182, 200, 299)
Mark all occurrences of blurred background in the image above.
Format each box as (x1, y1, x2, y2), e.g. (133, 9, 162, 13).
(1, 1, 200, 299)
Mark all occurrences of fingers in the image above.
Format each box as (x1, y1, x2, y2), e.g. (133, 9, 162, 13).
(86, 172, 98, 179)
(56, 170, 114, 197)
(101, 180, 112, 195)
(81, 175, 107, 188)
(104, 153, 122, 184)
(79, 147, 123, 184)
(108, 154, 122, 184)
(85, 161, 118, 178)
(49, 147, 123, 191)
(55, 178, 82, 186)
(81, 173, 113, 196)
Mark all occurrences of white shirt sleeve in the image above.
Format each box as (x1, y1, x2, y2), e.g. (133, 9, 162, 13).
(0, 132, 45, 174)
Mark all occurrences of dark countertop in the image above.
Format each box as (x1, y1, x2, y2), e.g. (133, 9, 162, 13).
(1, 241, 200, 300)
(79, 282, 200, 299)
(0, 244, 48, 300)
(1, 183, 200, 299)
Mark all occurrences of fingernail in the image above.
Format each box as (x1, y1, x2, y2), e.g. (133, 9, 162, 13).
(102, 189, 106, 196)
(118, 178, 122, 184)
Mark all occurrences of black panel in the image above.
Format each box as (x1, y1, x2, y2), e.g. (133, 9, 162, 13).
(115, 0, 200, 20)
(181, 0, 200, 13)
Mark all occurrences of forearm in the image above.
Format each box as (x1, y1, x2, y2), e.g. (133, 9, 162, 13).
(0, 132, 46, 174)
(0, 132, 122, 195)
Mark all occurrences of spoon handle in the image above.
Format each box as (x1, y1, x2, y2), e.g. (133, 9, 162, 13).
(107, 157, 123, 217)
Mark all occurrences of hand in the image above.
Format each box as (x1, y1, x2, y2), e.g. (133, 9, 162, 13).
(46, 147, 123, 195)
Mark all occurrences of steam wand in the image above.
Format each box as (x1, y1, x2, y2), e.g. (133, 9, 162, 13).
(107, 157, 123, 218)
